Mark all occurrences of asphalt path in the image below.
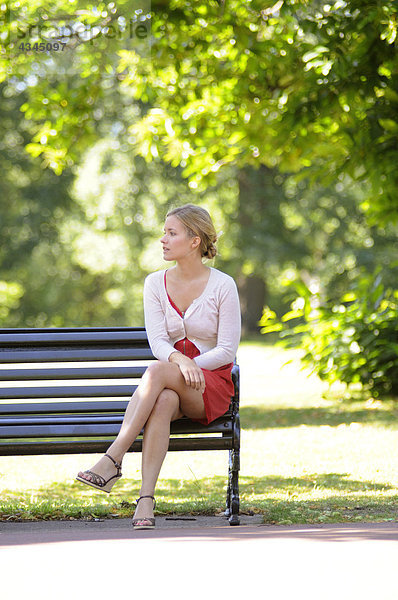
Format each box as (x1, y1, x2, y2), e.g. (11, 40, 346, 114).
(1, 516, 398, 599)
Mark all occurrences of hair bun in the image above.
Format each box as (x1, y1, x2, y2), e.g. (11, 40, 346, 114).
(205, 242, 217, 259)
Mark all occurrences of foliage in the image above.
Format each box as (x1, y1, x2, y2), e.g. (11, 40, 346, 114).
(1, 1, 398, 221)
(1, 0, 397, 355)
(0, 280, 23, 322)
(0, 82, 241, 327)
(114, 0, 398, 221)
(260, 270, 398, 397)
(1, 85, 397, 327)
(271, 175, 398, 307)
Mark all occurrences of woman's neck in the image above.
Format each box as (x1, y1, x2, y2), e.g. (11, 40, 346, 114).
(173, 257, 209, 281)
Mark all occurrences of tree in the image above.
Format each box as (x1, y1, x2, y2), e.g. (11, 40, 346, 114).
(2, 1, 397, 221)
(0, 81, 241, 326)
(1, 0, 397, 350)
(128, 0, 398, 222)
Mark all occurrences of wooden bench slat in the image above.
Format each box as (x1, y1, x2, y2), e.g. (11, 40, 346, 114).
(0, 418, 232, 438)
(0, 414, 232, 433)
(0, 400, 130, 414)
(0, 384, 136, 400)
(0, 423, 128, 437)
(0, 348, 154, 363)
(0, 366, 146, 381)
(0, 437, 233, 456)
(0, 329, 150, 346)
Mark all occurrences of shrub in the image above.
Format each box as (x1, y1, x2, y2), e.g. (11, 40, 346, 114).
(260, 272, 398, 398)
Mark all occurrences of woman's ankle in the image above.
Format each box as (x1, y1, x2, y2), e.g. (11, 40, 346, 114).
(138, 491, 155, 501)
(106, 447, 124, 465)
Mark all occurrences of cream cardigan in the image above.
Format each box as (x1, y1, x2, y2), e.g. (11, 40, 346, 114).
(143, 267, 241, 370)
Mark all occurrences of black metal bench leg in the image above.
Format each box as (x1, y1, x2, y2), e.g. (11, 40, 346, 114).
(226, 447, 240, 525)
(225, 452, 232, 518)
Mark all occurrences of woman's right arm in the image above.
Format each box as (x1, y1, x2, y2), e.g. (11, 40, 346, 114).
(169, 351, 205, 393)
(143, 274, 177, 363)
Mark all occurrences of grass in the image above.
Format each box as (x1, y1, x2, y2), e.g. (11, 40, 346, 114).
(1, 339, 398, 524)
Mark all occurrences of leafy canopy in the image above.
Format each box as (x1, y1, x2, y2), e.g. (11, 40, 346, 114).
(1, 0, 398, 221)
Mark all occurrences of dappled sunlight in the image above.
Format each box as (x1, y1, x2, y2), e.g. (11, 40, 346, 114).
(2, 472, 397, 524)
(240, 403, 398, 430)
(0, 475, 231, 520)
(240, 473, 394, 498)
(237, 342, 327, 406)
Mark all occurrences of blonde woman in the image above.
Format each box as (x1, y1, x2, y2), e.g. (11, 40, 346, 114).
(76, 204, 241, 529)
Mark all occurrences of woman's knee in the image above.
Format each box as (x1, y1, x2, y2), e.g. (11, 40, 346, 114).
(150, 388, 180, 420)
(144, 361, 165, 379)
(143, 360, 174, 384)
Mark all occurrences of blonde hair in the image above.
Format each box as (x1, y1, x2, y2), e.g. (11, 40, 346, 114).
(167, 204, 218, 259)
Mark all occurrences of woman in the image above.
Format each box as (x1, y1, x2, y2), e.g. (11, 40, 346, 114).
(76, 204, 241, 529)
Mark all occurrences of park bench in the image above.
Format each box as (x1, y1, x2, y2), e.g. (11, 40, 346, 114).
(0, 327, 240, 525)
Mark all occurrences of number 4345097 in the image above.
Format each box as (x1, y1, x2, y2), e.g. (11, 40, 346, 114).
(18, 42, 67, 52)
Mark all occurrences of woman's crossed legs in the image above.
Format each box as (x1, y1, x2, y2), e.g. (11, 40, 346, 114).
(77, 360, 206, 524)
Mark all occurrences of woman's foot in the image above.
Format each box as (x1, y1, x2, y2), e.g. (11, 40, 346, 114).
(76, 453, 122, 493)
(132, 495, 156, 529)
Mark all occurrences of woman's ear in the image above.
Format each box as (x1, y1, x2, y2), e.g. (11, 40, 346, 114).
(192, 236, 201, 249)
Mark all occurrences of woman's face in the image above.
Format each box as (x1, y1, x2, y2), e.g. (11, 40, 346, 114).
(160, 215, 200, 262)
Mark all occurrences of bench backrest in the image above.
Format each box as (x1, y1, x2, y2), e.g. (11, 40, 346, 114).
(0, 327, 240, 456)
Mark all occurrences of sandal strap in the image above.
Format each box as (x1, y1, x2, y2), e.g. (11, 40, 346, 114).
(132, 518, 155, 527)
(105, 453, 122, 473)
(84, 470, 106, 487)
(135, 495, 156, 510)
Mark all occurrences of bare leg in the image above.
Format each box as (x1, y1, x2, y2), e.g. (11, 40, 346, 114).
(133, 388, 182, 525)
(77, 360, 206, 484)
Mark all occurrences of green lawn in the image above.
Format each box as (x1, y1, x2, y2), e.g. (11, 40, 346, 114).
(1, 340, 398, 523)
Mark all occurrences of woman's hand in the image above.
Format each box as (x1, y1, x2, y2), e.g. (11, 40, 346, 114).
(169, 352, 205, 394)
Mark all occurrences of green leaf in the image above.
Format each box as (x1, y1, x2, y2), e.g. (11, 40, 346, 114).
(281, 309, 303, 322)
(378, 119, 398, 134)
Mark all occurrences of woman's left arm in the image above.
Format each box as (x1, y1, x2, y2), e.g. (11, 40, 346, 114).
(193, 277, 241, 370)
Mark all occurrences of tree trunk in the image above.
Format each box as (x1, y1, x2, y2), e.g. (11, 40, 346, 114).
(235, 166, 271, 335)
(237, 273, 267, 335)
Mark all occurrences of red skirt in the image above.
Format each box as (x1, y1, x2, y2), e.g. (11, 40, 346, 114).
(173, 338, 234, 425)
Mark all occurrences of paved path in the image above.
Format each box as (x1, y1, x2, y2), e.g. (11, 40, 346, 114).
(1, 517, 398, 599)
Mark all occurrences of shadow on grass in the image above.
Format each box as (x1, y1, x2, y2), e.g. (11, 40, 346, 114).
(240, 404, 398, 430)
(1, 473, 395, 521)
